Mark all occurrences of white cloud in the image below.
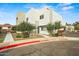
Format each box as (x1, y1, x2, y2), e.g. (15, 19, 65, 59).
(56, 3, 72, 7)
(56, 3, 74, 11)
(23, 3, 53, 9)
(62, 6, 74, 10)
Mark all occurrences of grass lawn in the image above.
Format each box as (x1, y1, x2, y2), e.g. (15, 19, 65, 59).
(0, 38, 4, 43)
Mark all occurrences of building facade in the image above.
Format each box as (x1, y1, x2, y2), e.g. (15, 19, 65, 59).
(16, 12, 26, 25)
(66, 25, 74, 32)
(0, 24, 14, 32)
(16, 7, 65, 35)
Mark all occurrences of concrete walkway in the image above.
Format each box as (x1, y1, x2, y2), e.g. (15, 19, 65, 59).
(0, 38, 49, 52)
(0, 38, 46, 47)
(42, 35, 68, 41)
(64, 37, 79, 40)
(0, 35, 67, 48)
(1, 38, 79, 56)
(0, 35, 70, 52)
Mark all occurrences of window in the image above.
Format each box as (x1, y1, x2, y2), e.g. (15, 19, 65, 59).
(41, 27, 46, 31)
(16, 17, 18, 20)
(40, 15, 44, 19)
(26, 18, 28, 21)
(8, 27, 10, 28)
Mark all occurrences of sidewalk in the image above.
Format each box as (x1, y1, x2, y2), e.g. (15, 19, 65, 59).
(0, 38, 46, 47)
(42, 35, 68, 41)
(0, 36, 69, 52)
(64, 37, 79, 40)
(0, 38, 48, 52)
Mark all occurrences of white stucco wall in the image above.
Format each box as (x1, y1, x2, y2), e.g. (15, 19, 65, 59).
(26, 7, 51, 26)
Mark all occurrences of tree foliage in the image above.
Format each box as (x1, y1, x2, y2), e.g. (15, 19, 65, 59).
(54, 21, 61, 29)
(46, 23, 55, 35)
(73, 22, 79, 30)
(12, 26, 16, 32)
(17, 22, 35, 33)
(16, 22, 35, 38)
(46, 21, 62, 36)
(0, 27, 1, 31)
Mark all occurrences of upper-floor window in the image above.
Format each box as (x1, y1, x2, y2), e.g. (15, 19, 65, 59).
(16, 17, 18, 20)
(8, 26, 10, 28)
(26, 17, 28, 21)
(40, 15, 44, 20)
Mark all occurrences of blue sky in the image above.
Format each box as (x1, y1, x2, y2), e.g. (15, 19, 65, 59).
(0, 3, 79, 25)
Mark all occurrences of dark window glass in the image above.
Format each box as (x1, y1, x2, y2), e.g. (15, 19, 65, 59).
(26, 18, 28, 21)
(16, 17, 18, 20)
(8, 27, 10, 28)
(41, 27, 44, 31)
(40, 15, 44, 19)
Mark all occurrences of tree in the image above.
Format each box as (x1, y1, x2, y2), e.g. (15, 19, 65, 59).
(73, 21, 79, 31)
(0, 27, 2, 34)
(54, 21, 63, 36)
(46, 21, 62, 36)
(46, 23, 55, 36)
(11, 26, 16, 32)
(16, 22, 35, 38)
(54, 21, 61, 30)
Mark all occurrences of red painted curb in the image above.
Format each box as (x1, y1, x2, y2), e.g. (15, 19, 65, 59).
(0, 40, 40, 50)
(0, 40, 48, 52)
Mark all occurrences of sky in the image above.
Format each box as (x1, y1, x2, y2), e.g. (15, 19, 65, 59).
(0, 3, 79, 25)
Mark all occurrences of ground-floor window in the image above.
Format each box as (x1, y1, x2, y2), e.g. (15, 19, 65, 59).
(41, 26, 46, 31)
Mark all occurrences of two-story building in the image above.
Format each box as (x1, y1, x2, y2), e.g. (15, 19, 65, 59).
(16, 6, 65, 35)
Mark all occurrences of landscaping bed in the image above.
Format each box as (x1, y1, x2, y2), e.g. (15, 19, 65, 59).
(15, 35, 44, 41)
(0, 38, 4, 43)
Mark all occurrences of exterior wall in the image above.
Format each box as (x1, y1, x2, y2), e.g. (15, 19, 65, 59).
(26, 7, 51, 26)
(51, 10, 63, 24)
(66, 26, 74, 32)
(0, 24, 13, 30)
(38, 7, 51, 26)
(16, 7, 64, 35)
(2, 27, 8, 29)
(39, 27, 49, 35)
(26, 8, 38, 25)
(25, 7, 52, 35)
(16, 12, 26, 25)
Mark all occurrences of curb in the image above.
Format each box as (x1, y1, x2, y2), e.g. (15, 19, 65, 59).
(0, 40, 48, 52)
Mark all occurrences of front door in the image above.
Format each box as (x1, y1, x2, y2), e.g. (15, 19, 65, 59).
(37, 27, 40, 34)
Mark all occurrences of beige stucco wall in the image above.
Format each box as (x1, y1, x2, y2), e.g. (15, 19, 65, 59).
(16, 12, 26, 25)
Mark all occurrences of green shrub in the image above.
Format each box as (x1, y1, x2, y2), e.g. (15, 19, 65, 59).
(16, 33, 22, 38)
(22, 32, 30, 38)
(52, 33, 58, 37)
(0, 38, 4, 43)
